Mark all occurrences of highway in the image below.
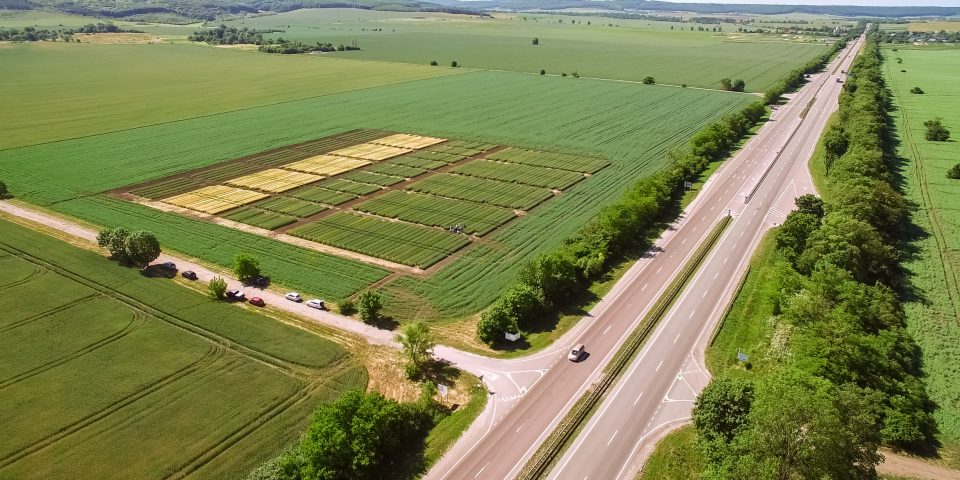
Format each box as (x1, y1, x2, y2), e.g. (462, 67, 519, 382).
(548, 36, 865, 480)
(430, 35, 864, 480)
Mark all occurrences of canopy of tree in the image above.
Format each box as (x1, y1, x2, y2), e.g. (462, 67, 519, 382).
(0, 23, 141, 41)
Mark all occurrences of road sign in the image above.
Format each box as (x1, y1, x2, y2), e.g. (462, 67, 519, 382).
(505, 331, 521, 342)
(737, 352, 749, 362)
(437, 383, 449, 398)
(684, 181, 693, 189)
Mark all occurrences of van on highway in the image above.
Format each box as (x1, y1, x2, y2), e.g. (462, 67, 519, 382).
(569, 344, 585, 362)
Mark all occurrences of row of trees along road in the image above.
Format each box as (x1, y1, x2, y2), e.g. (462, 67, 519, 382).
(476, 101, 766, 345)
(692, 30, 936, 479)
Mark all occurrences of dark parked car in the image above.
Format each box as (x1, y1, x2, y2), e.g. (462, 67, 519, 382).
(250, 276, 269, 288)
(160, 262, 177, 271)
(181, 270, 198, 280)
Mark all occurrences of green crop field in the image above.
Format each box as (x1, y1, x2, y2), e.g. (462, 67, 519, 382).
(408, 173, 554, 210)
(883, 46, 960, 445)
(0, 42, 456, 150)
(0, 218, 365, 479)
(254, 196, 328, 218)
(289, 212, 471, 267)
(224, 206, 299, 229)
(450, 160, 586, 190)
(223, 9, 831, 91)
(354, 190, 516, 235)
(487, 148, 609, 173)
(287, 186, 358, 205)
(340, 170, 406, 186)
(0, 65, 755, 309)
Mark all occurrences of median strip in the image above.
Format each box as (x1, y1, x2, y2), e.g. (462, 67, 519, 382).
(517, 214, 732, 480)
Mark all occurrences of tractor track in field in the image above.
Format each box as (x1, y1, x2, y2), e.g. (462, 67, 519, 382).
(0, 241, 321, 378)
(890, 75, 960, 323)
(0, 309, 146, 391)
(0, 293, 101, 334)
(0, 263, 44, 289)
(167, 361, 360, 479)
(0, 345, 224, 470)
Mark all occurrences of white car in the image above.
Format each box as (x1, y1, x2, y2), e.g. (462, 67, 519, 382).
(284, 292, 302, 302)
(306, 299, 325, 310)
(568, 343, 585, 362)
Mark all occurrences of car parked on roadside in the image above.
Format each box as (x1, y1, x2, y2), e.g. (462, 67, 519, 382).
(250, 276, 269, 288)
(306, 299, 325, 310)
(160, 262, 177, 271)
(249, 297, 265, 307)
(226, 289, 245, 301)
(285, 292, 302, 302)
(181, 270, 197, 280)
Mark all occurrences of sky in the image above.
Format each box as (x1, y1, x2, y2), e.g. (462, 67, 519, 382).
(666, 0, 960, 6)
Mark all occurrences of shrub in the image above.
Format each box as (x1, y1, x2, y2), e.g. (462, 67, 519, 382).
(642, 76, 655, 85)
(540, 69, 545, 75)
(357, 290, 384, 323)
(450, 60, 459, 68)
(947, 164, 960, 180)
(909, 86, 924, 94)
(924, 118, 950, 141)
(0, 180, 9, 199)
(532, 37, 539, 45)
(208, 276, 227, 300)
(339, 299, 356, 315)
(430, 60, 438, 66)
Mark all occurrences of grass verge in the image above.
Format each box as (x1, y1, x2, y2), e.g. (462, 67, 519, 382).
(635, 425, 704, 480)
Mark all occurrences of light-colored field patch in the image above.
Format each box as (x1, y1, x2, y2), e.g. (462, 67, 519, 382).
(282, 154, 371, 176)
(163, 184, 267, 214)
(330, 142, 413, 161)
(73, 33, 164, 44)
(372, 133, 447, 150)
(227, 168, 323, 193)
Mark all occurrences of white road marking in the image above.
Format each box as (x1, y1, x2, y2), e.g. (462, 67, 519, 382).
(516, 424, 524, 433)
(634, 392, 644, 406)
(656, 266, 662, 274)
(656, 360, 664, 372)
(702, 289, 708, 298)
(674, 334, 681, 344)
(640, 283, 648, 292)
(681, 238, 687, 245)
(713, 272, 719, 279)
(607, 430, 619, 446)
(689, 310, 695, 319)
(475, 463, 488, 478)
(723, 256, 728, 264)
(602, 325, 612, 335)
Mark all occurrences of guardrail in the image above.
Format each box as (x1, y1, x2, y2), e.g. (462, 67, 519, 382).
(517, 214, 732, 480)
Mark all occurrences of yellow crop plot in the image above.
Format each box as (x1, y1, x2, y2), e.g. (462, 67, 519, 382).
(282, 155, 371, 176)
(227, 168, 323, 193)
(373, 133, 446, 150)
(163, 185, 267, 214)
(329, 143, 413, 161)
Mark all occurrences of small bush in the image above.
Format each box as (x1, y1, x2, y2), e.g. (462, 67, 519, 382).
(429, 60, 438, 66)
(947, 164, 960, 180)
(532, 37, 539, 45)
(910, 86, 924, 94)
(540, 69, 545, 75)
(208, 276, 227, 300)
(450, 60, 459, 68)
(925, 118, 950, 142)
(561, 72, 567, 77)
(0, 180, 9, 199)
(339, 299, 356, 315)
(642, 76, 655, 85)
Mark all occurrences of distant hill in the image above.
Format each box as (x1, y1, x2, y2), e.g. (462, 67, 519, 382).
(430, 0, 960, 18)
(0, 0, 483, 22)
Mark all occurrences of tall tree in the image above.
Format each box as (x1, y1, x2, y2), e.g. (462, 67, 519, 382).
(399, 321, 436, 378)
(357, 290, 384, 324)
(124, 231, 161, 268)
(96, 227, 130, 263)
(233, 252, 261, 282)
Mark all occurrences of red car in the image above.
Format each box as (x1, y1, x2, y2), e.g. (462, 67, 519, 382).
(249, 297, 265, 307)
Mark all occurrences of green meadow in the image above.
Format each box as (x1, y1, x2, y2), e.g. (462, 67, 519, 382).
(883, 45, 960, 445)
(0, 219, 365, 479)
(0, 67, 754, 313)
(225, 9, 830, 91)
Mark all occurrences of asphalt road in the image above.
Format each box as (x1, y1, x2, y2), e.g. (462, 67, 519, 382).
(548, 36, 865, 480)
(431, 36, 864, 480)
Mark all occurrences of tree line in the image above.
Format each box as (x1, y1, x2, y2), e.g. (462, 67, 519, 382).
(189, 24, 359, 53)
(476, 101, 767, 344)
(763, 29, 859, 104)
(0, 23, 142, 42)
(691, 30, 936, 479)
